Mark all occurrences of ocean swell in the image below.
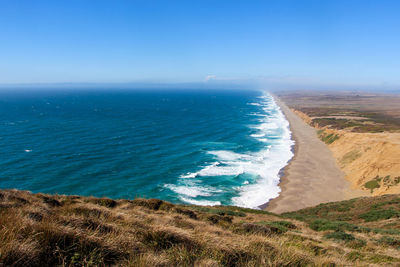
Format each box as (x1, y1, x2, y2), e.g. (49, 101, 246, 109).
(165, 92, 294, 208)
(232, 94, 294, 208)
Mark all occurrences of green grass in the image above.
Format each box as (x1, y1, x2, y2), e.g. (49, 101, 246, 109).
(283, 198, 357, 222)
(372, 197, 400, 209)
(340, 150, 361, 165)
(359, 208, 400, 222)
(382, 176, 400, 188)
(364, 179, 381, 193)
(371, 228, 400, 236)
(324, 231, 355, 241)
(377, 236, 400, 249)
(309, 219, 360, 232)
(318, 132, 340, 144)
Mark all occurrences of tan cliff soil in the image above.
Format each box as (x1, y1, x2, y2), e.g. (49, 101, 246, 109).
(293, 109, 400, 195)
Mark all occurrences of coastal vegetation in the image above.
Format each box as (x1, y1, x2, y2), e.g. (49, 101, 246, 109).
(1, 189, 400, 266)
(362, 175, 400, 193)
(277, 92, 400, 133)
(316, 129, 340, 144)
(277, 91, 400, 196)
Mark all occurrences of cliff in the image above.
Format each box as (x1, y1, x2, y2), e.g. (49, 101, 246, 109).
(293, 109, 400, 195)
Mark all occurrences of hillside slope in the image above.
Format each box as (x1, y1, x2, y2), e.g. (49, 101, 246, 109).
(1, 190, 400, 266)
(293, 109, 400, 195)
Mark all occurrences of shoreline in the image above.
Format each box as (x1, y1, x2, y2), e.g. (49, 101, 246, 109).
(264, 94, 366, 213)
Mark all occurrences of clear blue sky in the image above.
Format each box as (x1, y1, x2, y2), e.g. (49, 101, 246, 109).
(1, 0, 399, 86)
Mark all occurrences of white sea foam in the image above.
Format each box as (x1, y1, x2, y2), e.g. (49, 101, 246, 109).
(207, 150, 253, 161)
(164, 184, 219, 197)
(179, 162, 220, 178)
(179, 172, 198, 179)
(248, 102, 261, 106)
(172, 92, 294, 208)
(249, 112, 266, 117)
(250, 133, 265, 138)
(179, 197, 221, 206)
(231, 93, 294, 208)
(164, 182, 223, 206)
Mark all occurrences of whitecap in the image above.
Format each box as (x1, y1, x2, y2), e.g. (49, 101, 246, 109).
(164, 184, 214, 197)
(180, 196, 221, 206)
(173, 92, 294, 208)
(179, 162, 220, 178)
(250, 133, 265, 138)
(207, 150, 252, 161)
(231, 93, 294, 208)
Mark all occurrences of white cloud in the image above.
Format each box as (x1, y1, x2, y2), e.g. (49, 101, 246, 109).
(205, 75, 217, 81)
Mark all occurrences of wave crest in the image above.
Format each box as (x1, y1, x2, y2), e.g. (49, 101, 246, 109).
(166, 92, 294, 208)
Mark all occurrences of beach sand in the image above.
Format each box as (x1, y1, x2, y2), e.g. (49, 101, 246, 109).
(265, 96, 367, 213)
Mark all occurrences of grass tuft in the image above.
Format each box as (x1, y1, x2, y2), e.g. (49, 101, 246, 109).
(359, 208, 400, 222)
(1, 189, 400, 266)
(324, 230, 355, 242)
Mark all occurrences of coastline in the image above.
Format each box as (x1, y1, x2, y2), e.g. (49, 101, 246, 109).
(264, 94, 366, 213)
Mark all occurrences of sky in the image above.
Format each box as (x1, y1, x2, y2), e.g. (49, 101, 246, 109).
(1, 0, 400, 88)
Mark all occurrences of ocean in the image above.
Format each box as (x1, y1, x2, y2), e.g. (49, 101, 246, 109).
(0, 89, 293, 208)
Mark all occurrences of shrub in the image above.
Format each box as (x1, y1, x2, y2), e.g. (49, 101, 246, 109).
(372, 228, 400, 235)
(86, 197, 117, 208)
(207, 214, 232, 224)
(132, 198, 165, 210)
(240, 222, 286, 235)
(359, 208, 400, 222)
(377, 236, 400, 249)
(174, 208, 198, 219)
(364, 178, 381, 192)
(347, 239, 367, 248)
(318, 131, 341, 144)
(324, 231, 355, 242)
(309, 219, 359, 232)
(256, 220, 296, 233)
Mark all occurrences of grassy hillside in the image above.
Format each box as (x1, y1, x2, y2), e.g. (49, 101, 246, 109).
(1, 190, 400, 266)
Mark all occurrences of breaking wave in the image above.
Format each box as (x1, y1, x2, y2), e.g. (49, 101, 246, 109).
(165, 92, 294, 208)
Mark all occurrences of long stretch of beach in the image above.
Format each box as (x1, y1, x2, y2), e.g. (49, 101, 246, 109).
(266, 96, 366, 213)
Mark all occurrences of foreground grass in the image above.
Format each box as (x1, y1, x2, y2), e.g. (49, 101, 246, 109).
(1, 190, 400, 266)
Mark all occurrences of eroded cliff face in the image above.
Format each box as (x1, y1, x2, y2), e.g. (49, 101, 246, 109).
(329, 131, 400, 195)
(293, 109, 400, 195)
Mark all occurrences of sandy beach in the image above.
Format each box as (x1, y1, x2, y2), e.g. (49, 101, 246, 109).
(266, 96, 367, 213)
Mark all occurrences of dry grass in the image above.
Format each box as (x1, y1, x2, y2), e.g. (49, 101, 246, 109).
(1, 189, 400, 266)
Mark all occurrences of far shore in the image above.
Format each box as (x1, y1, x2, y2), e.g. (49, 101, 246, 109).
(264, 95, 367, 213)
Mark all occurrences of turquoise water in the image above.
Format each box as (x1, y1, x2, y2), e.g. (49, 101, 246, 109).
(0, 89, 293, 208)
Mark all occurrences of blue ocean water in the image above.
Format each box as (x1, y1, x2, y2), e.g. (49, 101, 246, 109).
(0, 89, 293, 208)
